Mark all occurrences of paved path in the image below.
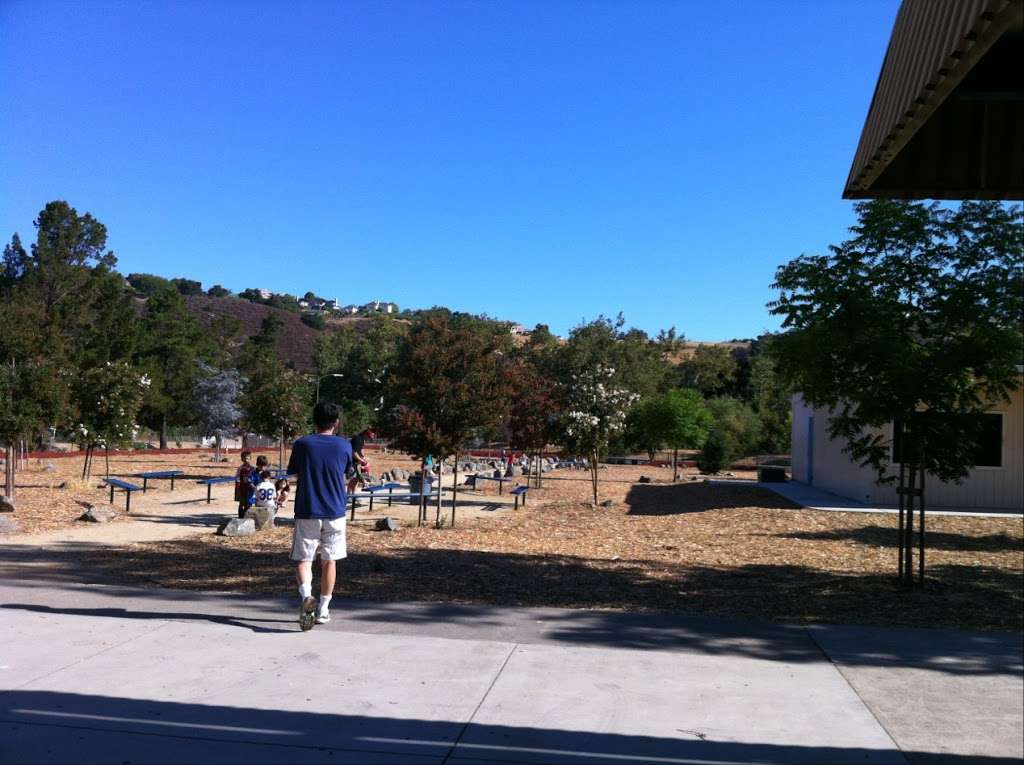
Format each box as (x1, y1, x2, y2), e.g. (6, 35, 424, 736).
(1, 573, 1020, 764)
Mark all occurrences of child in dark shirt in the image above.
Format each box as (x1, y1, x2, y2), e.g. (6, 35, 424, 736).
(235, 451, 256, 517)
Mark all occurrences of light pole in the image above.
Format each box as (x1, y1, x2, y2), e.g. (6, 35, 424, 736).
(316, 373, 344, 403)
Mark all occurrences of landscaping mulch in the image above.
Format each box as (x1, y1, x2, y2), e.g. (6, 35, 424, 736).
(67, 474, 1024, 632)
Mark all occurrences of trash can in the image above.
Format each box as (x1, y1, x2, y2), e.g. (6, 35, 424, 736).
(757, 465, 788, 483)
(407, 474, 433, 504)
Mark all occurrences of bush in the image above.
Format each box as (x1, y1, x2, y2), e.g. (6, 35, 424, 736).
(300, 313, 326, 330)
(698, 429, 739, 473)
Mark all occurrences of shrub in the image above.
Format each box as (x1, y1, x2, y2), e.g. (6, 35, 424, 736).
(698, 429, 739, 473)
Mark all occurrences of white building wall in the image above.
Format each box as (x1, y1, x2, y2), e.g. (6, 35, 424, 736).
(789, 385, 1023, 511)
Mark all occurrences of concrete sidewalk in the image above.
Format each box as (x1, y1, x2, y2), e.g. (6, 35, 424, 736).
(1, 578, 1020, 764)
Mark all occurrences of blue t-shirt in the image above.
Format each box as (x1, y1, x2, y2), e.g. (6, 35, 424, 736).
(286, 434, 353, 519)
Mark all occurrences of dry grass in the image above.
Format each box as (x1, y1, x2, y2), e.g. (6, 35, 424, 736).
(62, 466, 1024, 632)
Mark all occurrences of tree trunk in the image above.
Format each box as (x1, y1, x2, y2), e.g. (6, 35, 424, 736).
(897, 460, 905, 579)
(418, 457, 426, 527)
(435, 458, 443, 526)
(591, 449, 599, 505)
(159, 416, 168, 450)
(451, 450, 459, 528)
(903, 463, 917, 585)
(104, 445, 110, 478)
(4, 443, 14, 499)
(919, 466, 926, 585)
(672, 448, 679, 482)
(279, 428, 286, 470)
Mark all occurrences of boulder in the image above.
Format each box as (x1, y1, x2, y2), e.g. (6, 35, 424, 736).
(217, 517, 256, 536)
(0, 495, 15, 513)
(78, 504, 119, 523)
(375, 516, 399, 531)
(244, 507, 275, 530)
(638, 475, 652, 484)
(0, 516, 18, 533)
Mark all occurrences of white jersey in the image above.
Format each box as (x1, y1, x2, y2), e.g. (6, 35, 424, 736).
(254, 480, 278, 512)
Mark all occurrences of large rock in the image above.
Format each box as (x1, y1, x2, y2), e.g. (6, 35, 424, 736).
(244, 507, 275, 530)
(78, 504, 119, 523)
(0, 495, 15, 513)
(218, 517, 256, 536)
(391, 467, 408, 481)
(375, 516, 399, 531)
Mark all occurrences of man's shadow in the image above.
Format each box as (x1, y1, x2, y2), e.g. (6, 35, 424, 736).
(2, 603, 296, 634)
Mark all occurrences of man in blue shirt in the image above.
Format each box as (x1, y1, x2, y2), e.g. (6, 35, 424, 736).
(287, 401, 353, 631)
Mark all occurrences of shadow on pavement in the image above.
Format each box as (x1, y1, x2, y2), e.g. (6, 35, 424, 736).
(3, 689, 1017, 764)
(0, 603, 295, 634)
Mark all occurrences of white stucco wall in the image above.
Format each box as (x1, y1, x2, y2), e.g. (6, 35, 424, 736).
(789, 385, 1023, 511)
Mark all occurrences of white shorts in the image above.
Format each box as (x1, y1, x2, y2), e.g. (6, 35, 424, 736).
(291, 517, 347, 561)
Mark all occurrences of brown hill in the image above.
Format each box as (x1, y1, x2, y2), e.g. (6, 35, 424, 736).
(185, 295, 321, 372)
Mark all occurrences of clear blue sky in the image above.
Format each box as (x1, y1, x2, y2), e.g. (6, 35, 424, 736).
(1, 0, 899, 340)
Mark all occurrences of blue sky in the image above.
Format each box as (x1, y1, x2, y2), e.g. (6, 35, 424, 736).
(1, 0, 899, 339)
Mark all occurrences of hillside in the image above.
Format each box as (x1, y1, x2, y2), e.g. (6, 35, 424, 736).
(185, 295, 321, 372)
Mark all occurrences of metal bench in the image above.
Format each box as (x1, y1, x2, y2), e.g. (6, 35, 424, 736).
(198, 476, 235, 504)
(510, 485, 529, 510)
(104, 478, 144, 512)
(135, 470, 183, 492)
(348, 488, 436, 520)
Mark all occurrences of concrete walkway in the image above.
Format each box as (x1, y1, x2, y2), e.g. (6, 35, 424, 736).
(1, 571, 1020, 764)
(715, 479, 1023, 518)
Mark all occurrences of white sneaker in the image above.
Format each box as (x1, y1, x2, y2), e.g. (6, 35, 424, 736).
(315, 611, 331, 624)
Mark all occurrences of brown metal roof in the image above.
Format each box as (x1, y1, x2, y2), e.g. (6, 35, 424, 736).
(844, 0, 1024, 199)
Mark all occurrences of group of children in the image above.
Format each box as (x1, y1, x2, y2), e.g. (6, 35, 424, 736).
(235, 451, 290, 521)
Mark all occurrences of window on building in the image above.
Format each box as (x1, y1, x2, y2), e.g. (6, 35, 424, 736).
(893, 412, 1003, 468)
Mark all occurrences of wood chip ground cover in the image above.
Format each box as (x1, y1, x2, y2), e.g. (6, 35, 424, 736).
(55, 465, 1023, 632)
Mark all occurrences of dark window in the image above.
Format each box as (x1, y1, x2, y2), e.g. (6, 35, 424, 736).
(893, 413, 1003, 468)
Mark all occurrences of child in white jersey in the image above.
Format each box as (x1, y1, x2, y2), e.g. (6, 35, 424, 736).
(253, 470, 278, 525)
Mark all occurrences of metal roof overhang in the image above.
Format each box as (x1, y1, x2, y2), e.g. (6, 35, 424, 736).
(844, 0, 1024, 200)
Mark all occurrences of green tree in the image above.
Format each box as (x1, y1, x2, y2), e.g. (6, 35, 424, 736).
(171, 278, 203, 295)
(383, 313, 512, 526)
(698, 397, 762, 473)
(628, 389, 712, 480)
(127, 273, 174, 297)
(749, 337, 791, 453)
(677, 345, 738, 397)
(240, 363, 312, 468)
(770, 199, 1024, 583)
(206, 284, 231, 298)
(135, 286, 214, 448)
(0, 360, 66, 497)
(313, 315, 407, 424)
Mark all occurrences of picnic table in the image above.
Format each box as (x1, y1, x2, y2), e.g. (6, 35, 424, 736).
(472, 474, 514, 495)
(348, 487, 437, 520)
(134, 470, 183, 492)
